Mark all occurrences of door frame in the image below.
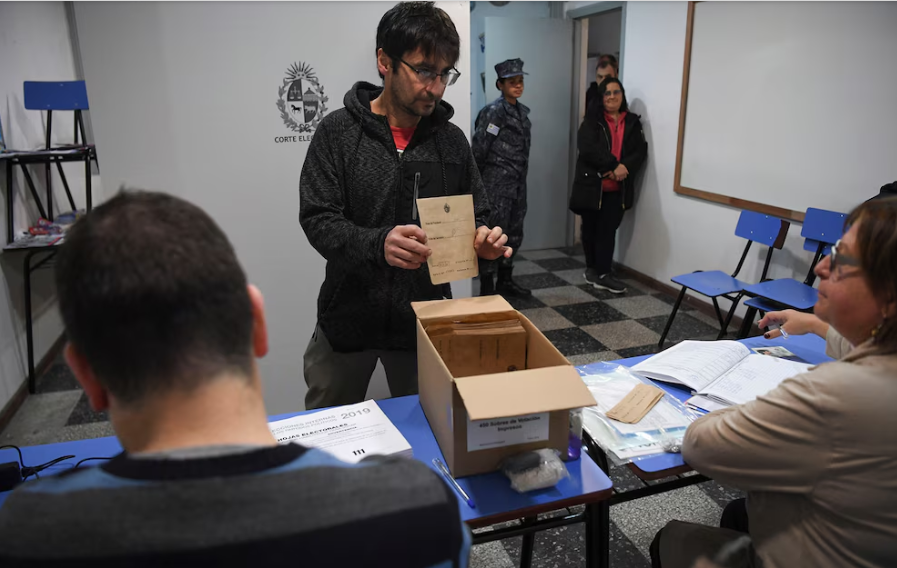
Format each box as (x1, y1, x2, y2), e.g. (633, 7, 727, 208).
(565, 1, 628, 247)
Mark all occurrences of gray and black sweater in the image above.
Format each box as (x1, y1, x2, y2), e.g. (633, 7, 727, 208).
(300, 82, 492, 352)
(0, 444, 471, 566)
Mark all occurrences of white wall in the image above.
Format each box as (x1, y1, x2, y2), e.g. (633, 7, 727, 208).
(73, 1, 472, 414)
(570, 1, 851, 320)
(470, 1, 550, 131)
(0, 2, 103, 410)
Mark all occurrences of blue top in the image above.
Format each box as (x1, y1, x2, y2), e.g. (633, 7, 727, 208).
(1, 397, 613, 526)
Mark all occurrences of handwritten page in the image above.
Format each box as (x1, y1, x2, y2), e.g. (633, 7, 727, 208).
(632, 340, 751, 391)
(701, 355, 811, 406)
(417, 194, 478, 285)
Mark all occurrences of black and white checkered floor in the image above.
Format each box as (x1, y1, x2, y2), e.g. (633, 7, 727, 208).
(1, 247, 742, 567)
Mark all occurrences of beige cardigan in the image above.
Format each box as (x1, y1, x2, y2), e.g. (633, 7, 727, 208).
(683, 329, 897, 568)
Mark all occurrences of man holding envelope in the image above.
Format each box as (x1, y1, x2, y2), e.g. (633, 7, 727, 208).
(299, 2, 511, 410)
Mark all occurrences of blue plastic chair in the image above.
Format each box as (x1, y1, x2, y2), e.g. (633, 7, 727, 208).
(24, 81, 90, 149)
(658, 210, 790, 348)
(738, 208, 847, 337)
(22, 81, 96, 218)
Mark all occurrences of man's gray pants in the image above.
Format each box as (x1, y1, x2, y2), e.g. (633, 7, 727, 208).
(303, 324, 418, 410)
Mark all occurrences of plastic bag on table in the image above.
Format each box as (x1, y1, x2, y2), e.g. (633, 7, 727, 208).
(501, 449, 569, 493)
(577, 362, 700, 465)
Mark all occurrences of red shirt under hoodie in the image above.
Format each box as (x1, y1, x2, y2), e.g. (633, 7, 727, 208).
(602, 110, 627, 192)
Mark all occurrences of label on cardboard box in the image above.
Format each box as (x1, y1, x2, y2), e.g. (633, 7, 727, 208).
(467, 412, 549, 452)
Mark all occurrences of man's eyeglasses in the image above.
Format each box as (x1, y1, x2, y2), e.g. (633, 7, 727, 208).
(395, 57, 460, 87)
(604, 89, 622, 98)
(830, 238, 861, 279)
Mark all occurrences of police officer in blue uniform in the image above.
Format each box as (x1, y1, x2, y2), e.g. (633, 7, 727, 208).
(472, 58, 532, 297)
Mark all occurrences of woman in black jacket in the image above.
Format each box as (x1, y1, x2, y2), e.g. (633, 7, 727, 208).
(569, 77, 648, 294)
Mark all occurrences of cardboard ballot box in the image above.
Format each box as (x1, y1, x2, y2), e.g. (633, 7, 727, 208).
(412, 296, 597, 477)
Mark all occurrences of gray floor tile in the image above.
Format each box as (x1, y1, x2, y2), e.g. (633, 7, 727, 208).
(581, 320, 661, 351)
(519, 249, 568, 260)
(684, 308, 724, 330)
(512, 272, 571, 291)
(531, 285, 597, 307)
(520, 307, 576, 332)
(500, 293, 546, 311)
(698, 481, 745, 509)
(565, 350, 621, 366)
(620, 278, 656, 295)
(612, 485, 723, 558)
(543, 328, 608, 357)
(572, 254, 587, 265)
(554, 268, 588, 286)
(511, 260, 548, 276)
(638, 313, 719, 344)
(470, 541, 515, 568)
(36, 360, 79, 394)
(0, 390, 83, 447)
(615, 344, 661, 359)
(604, 295, 675, 320)
(66, 391, 109, 426)
(533, 257, 586, 272)
(579, 283, 641, 301)
(55, 421, 116, 443)
(554, 301, 629, 327)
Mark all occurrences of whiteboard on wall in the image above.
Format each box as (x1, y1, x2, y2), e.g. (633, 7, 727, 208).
(674, 2, 897, 222)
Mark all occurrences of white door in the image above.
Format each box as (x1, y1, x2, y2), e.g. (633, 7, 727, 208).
(483, 17, 574, 250)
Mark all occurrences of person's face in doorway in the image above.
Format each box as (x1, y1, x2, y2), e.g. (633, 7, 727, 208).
(596, 62, 616, 84)
(498, 75, 524, 102)
(603, 80, 623, 113)
(378, 47, 454, 118)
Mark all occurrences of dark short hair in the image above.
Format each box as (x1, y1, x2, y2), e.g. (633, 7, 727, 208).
(376, 1, 460, 79)
(589, 77, 629, 116)
(846, 197, 897, 354)
(55, 190, 254, 404)
(598, 54, 618, 73)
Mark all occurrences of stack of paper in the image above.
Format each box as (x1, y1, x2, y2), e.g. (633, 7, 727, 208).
(268, 400, 412, 463)
(632, 340, 811, 411)
(427, 317, 527, 378)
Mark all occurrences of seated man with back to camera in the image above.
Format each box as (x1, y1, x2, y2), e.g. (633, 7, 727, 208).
(651, 196, 897, 568)
(0, 191, 470, 567)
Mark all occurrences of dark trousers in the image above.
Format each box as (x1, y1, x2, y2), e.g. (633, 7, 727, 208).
(481, 178, 527, 274)
(580, 190, 625, 275)
(303, 324, 418, 410)
(650, 499, 757, 568)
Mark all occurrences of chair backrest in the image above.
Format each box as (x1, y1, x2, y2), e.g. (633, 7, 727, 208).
(734, 210, 790, 249)
(23, 81, 89, 111)
(801, 208, 846, 245)
(803, 239, 832, 257)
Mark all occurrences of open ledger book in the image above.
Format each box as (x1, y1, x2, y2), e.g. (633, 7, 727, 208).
(632, 341, 812, 409)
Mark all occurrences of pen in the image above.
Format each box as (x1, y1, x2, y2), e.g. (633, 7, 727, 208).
(433, 458, 475, 509)
(777, 325, 789, 339)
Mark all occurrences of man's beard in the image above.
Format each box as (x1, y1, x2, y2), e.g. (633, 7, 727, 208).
(392, 82, 438, 117)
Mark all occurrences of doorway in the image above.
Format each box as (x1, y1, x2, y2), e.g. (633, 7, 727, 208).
(568, 2, 626, 247)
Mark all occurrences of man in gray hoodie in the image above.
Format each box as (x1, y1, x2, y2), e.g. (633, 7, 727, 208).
(299, 2, 511, 409)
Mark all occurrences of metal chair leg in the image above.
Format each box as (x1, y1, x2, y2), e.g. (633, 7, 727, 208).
(25, 252, 36, 394)
(737, 306, 758, 339)
(718, 292, 744, 339)
(659, 286, 688, 349)
(520, 523, 535, 568)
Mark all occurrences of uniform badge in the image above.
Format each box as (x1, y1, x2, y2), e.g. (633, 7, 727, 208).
(486, 123, 500, 136)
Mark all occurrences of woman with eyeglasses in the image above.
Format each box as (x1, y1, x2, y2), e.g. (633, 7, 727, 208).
(651, 197, 897, 568)
(569, 77, 647, 294)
